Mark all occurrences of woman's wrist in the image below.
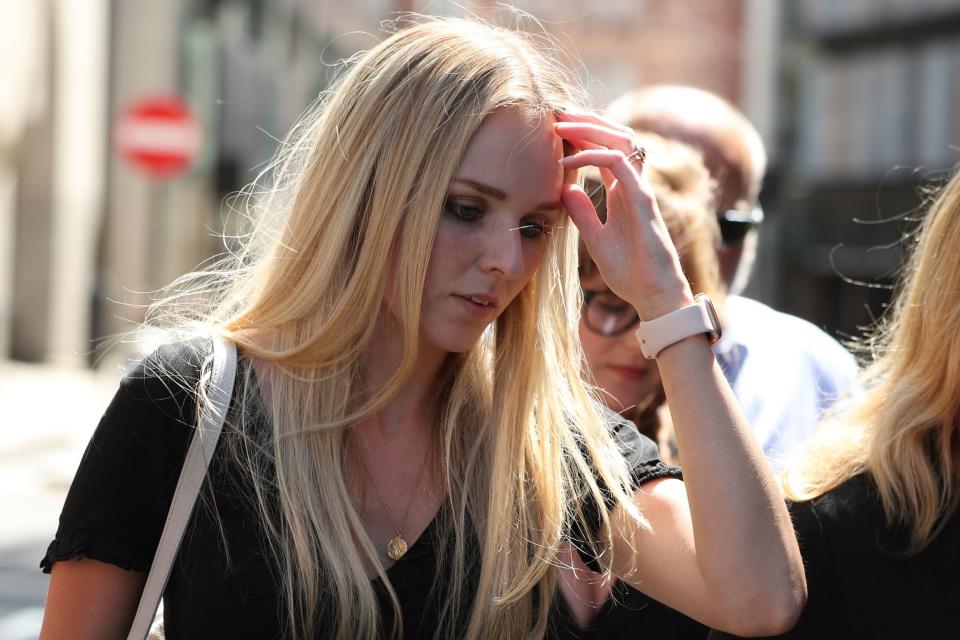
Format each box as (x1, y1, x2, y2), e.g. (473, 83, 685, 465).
(627, 284, 696, 321)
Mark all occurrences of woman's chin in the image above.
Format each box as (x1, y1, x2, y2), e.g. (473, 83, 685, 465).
(422, 330, 486, 357)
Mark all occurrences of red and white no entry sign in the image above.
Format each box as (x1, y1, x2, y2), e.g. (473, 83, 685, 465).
(114, 95, 204, 179)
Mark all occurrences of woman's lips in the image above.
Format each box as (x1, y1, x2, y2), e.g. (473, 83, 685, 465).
(454, 294, 497, 319)
(607, 364, 650, 381)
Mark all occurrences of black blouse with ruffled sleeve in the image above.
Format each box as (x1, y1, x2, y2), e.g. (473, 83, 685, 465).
(41, 340, 681, 639)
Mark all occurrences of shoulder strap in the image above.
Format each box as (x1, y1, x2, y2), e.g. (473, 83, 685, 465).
(127, 335, 238, 640)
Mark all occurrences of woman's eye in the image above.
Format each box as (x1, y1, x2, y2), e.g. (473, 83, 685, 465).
(518, 218, 550, 239)
(445, 201, 483, 222)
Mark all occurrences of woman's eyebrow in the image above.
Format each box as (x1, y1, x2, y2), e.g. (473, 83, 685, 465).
(452, 178, 563, 212)
(452, 178, 505, 199)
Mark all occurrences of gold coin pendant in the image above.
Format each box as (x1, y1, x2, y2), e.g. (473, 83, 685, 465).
(387, 533, 408, 561)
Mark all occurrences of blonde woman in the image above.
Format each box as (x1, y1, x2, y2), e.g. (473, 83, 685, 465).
(39, 17, 803, 640)
(556, 133, 725, 640)
(722, 169, 960, 639)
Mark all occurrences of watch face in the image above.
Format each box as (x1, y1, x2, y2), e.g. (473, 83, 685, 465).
(696, 293, 723, 344)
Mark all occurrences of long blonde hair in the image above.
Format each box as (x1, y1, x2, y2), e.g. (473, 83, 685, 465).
(783, 168, 960, 554)
(152, 16, 640, 640)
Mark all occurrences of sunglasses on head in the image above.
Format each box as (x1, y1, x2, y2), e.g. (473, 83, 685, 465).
(717, 204, 764, 245)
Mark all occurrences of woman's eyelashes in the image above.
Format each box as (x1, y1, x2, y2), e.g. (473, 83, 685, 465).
(443, 199, 552, 238)
(516, 217, 551, 238)
(444, 200, 483, 223)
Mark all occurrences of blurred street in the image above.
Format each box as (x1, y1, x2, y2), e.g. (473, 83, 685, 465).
(3, 0, 960, 637)
(0, 362, 118, 640)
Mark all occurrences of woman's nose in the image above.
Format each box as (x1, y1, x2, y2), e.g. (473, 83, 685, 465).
(479, 227, 525, 279)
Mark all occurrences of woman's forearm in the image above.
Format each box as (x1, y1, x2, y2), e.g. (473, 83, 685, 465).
(656, 334, 806, 634)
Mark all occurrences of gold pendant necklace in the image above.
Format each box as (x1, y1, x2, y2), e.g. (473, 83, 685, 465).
(386, 532, 408, 561)
(353, 432, 431, 562)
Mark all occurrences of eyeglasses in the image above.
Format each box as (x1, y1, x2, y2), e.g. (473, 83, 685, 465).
(582, 290, 640, 337)
(717, 204, 764, 245)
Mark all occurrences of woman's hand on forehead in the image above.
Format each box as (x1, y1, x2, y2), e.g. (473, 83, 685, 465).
(555, 111, 693, 321)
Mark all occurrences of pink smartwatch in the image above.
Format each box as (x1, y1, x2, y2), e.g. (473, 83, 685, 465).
(634, 293, 722, 359)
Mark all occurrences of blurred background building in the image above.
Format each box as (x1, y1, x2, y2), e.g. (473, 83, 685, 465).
(775, 0, 960, 338)
(9, 0, 958, 370)
(3, 1, 960, 636)
(6, 0, 959, 373)
(0, 0, 761, 370)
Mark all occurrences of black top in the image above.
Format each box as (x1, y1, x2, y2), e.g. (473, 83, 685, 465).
(41, 340, 681, 639)
(553, 580, 708, 640)
(710, 473, 960, 640)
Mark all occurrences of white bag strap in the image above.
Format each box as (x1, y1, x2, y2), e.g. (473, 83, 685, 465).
(127, 336, 238, 640)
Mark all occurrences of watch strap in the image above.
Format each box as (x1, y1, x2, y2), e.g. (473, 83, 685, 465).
(634, 295, 720, 359)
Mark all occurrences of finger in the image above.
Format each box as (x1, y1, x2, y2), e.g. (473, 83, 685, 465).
(561, 149, 649, 205)
(557, 136, 605, 152)
(556, 109, 636, 138)
(554, 122, 635, 154)
(561, 148, 643, 178)
(557, 137, 616, 192)
(561, 183, 602, 245)
(599, 166, 617, 188)
(567, 143, 612, 195)
(562, 147, 620, 198)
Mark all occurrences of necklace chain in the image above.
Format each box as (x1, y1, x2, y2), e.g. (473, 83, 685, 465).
(353, 431, 431, 562)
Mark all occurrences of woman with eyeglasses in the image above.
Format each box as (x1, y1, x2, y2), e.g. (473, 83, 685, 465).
(554, 132, 727, 640)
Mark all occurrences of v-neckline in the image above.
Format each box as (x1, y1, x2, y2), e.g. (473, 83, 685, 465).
(377, 503, 444, 582)
(243, 352, 445, 584)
